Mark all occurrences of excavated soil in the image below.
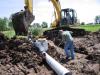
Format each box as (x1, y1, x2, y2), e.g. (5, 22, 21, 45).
(0, 31, 100, 75)
(0, 33, 57, 75)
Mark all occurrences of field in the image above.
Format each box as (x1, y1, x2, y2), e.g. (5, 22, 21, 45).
(78, 24, 100, 32)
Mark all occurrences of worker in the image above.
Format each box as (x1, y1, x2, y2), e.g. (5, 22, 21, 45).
(59, 30, 75, 60)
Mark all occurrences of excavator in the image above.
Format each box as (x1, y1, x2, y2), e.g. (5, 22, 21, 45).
(43, 0, 86, 39)
(11, 0, 86, 37)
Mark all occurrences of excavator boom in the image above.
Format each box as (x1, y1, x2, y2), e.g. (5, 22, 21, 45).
(50, 0, 61, 27)
(24, 0, 33, 13)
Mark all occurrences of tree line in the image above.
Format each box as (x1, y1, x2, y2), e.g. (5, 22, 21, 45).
(0, 17, 13, 31)
(0, 17, 48, 31)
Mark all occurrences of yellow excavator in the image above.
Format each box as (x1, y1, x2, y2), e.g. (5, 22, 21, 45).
(43, 0, 85, 39)
(50, 0, 77, 27)
(12, 0, 85, 37)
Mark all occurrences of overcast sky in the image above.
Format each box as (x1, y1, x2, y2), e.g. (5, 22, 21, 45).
(0, 0, 100, 25)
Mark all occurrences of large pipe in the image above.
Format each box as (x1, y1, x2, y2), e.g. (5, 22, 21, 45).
(28, 38, 71, 75)
(44, 52, 72, 75)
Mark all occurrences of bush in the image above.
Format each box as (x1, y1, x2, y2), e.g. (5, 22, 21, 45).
(29, 27, 43, 36)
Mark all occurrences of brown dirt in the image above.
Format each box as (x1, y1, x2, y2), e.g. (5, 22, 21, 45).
(0, 33, 57, 75)
(0, 31, 100, 75)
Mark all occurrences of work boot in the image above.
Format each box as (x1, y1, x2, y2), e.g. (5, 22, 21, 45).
(66, 57, 71, 62)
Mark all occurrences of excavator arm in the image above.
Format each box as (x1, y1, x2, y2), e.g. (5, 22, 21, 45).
(24, 0, 33, 13)
(50, 0, 61, 27)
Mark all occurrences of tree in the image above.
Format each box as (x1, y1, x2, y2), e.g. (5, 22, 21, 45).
(29, 23, 42, 36)
(81, 22, 85, 25)
(95, 16, 100, 24)
(8, 21, 13, 29)
(0, 17, 8, 31)
(41, 22, 48, 28)
(33, 23, 41, 28)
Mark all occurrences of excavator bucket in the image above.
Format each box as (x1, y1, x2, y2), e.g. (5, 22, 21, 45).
(12, 10, 34, 35)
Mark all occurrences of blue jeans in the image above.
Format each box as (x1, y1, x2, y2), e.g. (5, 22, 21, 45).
(64, 40, 75, 59)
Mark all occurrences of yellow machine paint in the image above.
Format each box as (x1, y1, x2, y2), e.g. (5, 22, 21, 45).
(24, 0, 61, 28)
(24, 0, 33, 13)
(50, 0, 61, 27)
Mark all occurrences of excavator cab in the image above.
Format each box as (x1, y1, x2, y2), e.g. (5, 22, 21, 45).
(60, 8, 77, 26)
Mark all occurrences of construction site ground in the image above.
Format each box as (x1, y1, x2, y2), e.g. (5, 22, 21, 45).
(0, 31, 100, 75)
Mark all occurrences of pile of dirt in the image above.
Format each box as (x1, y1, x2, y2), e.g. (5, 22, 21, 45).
(74, 31, 100, 61)
(50, 31, 100, 75)
(0, 31, 100, 75)
(0, 33, 58, 75)
(68, 31, 100, 75)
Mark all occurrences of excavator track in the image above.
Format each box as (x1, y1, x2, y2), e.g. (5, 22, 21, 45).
(43, 27, 88, 40)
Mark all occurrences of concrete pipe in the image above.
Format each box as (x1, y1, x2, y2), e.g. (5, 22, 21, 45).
(44, 52, 72, 75)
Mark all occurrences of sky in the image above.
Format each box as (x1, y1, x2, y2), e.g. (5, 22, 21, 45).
(0, 0, 100, 25)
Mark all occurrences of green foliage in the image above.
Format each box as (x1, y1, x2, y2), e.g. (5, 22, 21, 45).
(29, 27, 43, 36)
(2, 30, 15, 38)
(41, 22, 48, 28)
(95, 15, 100, 24)
(0, 17, 8, 31)
(33, 23, 41, 28)
(0, 17, 13, 31)
(8, 21, 13, 29)
(81, 22, 85, 25)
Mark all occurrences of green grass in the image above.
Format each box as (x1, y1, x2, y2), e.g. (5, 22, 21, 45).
(1, 27, 50, 38)
(2, 30, 15, 38)
(77, 24, 100, 32)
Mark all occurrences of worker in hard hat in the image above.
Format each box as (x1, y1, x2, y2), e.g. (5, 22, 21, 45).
(59, 30, 75, 60)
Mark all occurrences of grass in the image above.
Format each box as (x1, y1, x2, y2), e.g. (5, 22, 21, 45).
(2, 27, 44, 38)
(2, 30, 15, 38)
(73, 24, 100, 32)
(80, 24, 100, 32)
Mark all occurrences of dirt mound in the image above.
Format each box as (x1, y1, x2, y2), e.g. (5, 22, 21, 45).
(70, 31, 100, 75)
(0, 34, 58, 75)
(0, 32, 8, 50)
(74, 31, 100, 67)
(74, 31, 100, 54)
(50, 31, 100, 75)
(0, 31, 100, 75)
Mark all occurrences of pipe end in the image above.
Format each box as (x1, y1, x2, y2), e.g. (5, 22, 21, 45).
(65, 72, 72, 75)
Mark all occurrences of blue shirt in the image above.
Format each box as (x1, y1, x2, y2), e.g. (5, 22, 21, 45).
(61, 31, 73, 42)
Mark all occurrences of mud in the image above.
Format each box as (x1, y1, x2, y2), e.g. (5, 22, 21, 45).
(0, 33, 56, 75)
(0, 31, 100, 75)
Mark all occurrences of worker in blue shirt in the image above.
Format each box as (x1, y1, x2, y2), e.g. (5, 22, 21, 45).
(59, 30, 75, 60)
